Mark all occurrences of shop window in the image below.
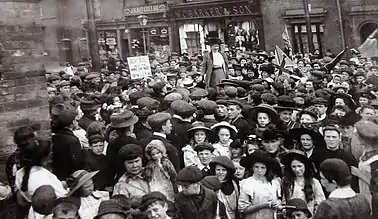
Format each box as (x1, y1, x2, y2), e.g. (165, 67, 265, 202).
(225, 21, 260, 51)
(292, 23, 324, 55)
(179, 24, 205, 56)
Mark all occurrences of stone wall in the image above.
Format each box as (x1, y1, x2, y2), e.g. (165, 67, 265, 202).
(0, 0, 51, 181)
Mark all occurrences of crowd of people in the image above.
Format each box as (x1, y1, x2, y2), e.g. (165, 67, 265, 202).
(1, 33, 378, 219)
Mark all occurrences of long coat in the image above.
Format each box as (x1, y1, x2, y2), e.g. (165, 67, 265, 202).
(52, 128, 85, 181)
(175, 186, 218, 219)
(202, 51, 229, 89)
(140, 134, 181, 172)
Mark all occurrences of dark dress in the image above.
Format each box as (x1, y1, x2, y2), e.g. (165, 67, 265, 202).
(83, 150, 112, 190)
(52, 128, 85, 181)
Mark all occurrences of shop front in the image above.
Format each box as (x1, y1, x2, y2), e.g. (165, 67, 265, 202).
(94, 3, 171, 62)
(169, 0, 264, 55)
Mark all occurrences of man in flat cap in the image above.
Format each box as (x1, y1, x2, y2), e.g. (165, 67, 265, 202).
(174, 166, 218, 219)
(113, 144, 150, 199)
(140, 113, 180, 171)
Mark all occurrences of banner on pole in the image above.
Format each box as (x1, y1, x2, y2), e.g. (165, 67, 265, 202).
(127, 56, 152, 79)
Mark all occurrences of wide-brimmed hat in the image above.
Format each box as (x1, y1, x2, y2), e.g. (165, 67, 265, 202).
(274, 95, 297, 111)
(330, 93, 356, 111)
(289, 128, 326, 150)
(187, 121, 213, 139)
(67, 170, 99, 196)
(249, 104, 280, 124)
(211, 121, 237, 139)
(110, 110, 139, 128)
(240, 150, 279, 171)
(280, 149, 315, 173)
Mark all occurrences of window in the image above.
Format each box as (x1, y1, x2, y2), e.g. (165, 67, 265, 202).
(185, 32, 201, 55)
(292, 23, 324, 55)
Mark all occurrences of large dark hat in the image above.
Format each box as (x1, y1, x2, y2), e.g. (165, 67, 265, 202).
(240, 150, 279, 170)
(289, 128, 326, 150)
(176, 166, 204, 186)
(330, 93, 356, 111)
(280, 149, 315, 173)
(209, 156, 236, 174)
(311, 97, 328, 106)
(285, 198, 312, 218)
(249, 104, 280, 124)
(359, 91, 376, 100)
(297, 107, 319, 121)
(275, 95, 297, 111)
(187, 121, 214, 139)
(110, 110, 139, 128)
(140, 192, 168, 212)
(205, 31, 222, 45)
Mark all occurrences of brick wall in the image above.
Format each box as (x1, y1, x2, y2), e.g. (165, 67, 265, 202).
(0, 1, 51, 181)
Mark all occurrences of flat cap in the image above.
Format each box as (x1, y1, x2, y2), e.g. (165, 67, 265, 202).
(197, 100, 217, 115)
(118, 144, 143, 161)
(147, 112, 172, 131)
(194, 142, 215, 152)
(224, 86, 238, 97)
(164, 92, 183, 102)
(201, 176, 221, 191)
(190, 88, 208, 100)
(140, 192, 168, 211)
(136, 97, 160, 110)
(355, 120, 378, 145)
(86, 73, 100, 80)
(129, 91, 149, 105)
(170, 100, 196, 117)
(226, 99, 243, 108)
(176, 166, 204, 186)
(261, 93, 278, 105)
(149, 81, 166, 90)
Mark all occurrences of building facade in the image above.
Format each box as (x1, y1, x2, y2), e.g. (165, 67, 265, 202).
(50, 0, 378, 63)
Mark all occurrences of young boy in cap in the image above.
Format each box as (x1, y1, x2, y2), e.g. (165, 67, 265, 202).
(194, 142, 215, 176)
(52, 197, 81, 219)
(285, 198, 312, 219)
(314, 158, 371, 219)
(174, 166, 218, 219)
(140, 192, 173, 219)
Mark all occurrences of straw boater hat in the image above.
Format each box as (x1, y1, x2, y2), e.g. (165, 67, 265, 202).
(66, 170, 99, 196)
(109, 110, 139, 128)
(187, 121, 214, 139)
(211, 121, 238, 139)
(249, 104, 280, 124)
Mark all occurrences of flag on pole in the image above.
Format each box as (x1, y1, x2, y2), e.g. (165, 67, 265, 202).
(274, 45, 295, 67)
(358, 28, 378, 58)
(282, 25, 292, 49)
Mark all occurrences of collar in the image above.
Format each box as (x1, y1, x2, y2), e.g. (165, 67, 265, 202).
(329, 186, 356, 198)
(153, 132, 166, 139)
(203, 115, 215, 120)
(173, 114, 192, 122)
(125, 171, 144, 181)
(229, 114, 242, 124)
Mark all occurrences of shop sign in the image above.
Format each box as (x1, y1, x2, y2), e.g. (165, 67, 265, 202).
(171, 0, 261, 20)
(106, 38, 116, 46)
(127, 56, 152, 79)
(124, 4, 167, 16)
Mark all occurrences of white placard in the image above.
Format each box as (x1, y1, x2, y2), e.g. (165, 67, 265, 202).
(127, 56, 152, 79)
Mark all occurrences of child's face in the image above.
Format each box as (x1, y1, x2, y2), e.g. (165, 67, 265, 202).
(180, 72, 186, 79)
(231, 148, 242, 158)
(150, 149, 163, 161)
(91, 142, 104, 155)
(80, 179, 94, 197)
(233, 161, 246, 179)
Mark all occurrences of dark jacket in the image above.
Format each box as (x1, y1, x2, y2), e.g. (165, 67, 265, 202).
(140, 134, 181, 172)
(175, 186, 218, 219)
(78, 115, 95, 131)
(83, 150, 112, 190)
(230, 116, 250, 140)
(52, 128, 85, 181)
(106, 135, 140, 184)
(168, 117, 192, 168)
(134, 121, 153, 140)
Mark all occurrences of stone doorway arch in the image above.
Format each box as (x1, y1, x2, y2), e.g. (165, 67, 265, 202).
(360, 22, 378, 43)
